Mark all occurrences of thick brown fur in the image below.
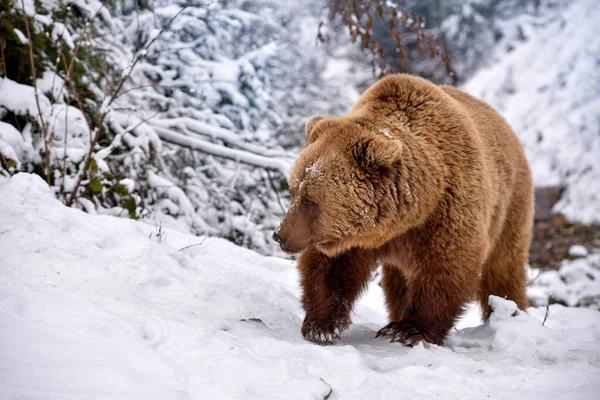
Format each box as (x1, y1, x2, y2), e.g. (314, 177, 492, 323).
(274, 74, 533, 346)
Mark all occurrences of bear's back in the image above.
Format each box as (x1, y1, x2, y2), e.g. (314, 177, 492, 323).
(440, 85, 529, 186)
(439, 85, 533, 253)
(351, 74, 533, 249)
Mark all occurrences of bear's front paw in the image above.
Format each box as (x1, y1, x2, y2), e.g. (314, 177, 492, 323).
(301, 317, 349, 346)
(376, 321, 432, 347)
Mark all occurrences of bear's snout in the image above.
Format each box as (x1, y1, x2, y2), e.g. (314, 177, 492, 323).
(274, 207, 313, 254)
(272, 231, 286, 250)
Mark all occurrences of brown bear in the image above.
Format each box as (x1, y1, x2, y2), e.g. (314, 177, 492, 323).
(273, 74, 533, 346)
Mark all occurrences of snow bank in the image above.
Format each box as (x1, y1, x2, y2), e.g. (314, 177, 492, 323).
(1, 173, 599, 399)
(0, 121, 34, 170)
(462, 0, 600, 223)
(529, 252, 600, 309)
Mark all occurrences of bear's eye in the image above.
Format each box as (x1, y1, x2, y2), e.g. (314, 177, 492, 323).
(302, 198, 317, 208)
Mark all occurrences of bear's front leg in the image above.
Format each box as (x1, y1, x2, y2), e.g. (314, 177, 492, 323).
(298, 247, 374, 345)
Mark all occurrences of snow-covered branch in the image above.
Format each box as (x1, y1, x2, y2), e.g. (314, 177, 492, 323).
(152, 117, 294, 160)
(154, 125, 291, 178)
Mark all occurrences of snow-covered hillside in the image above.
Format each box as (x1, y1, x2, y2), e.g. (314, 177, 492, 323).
(462, 0, 600, 223)
(1, 173, 599, 399)
(0, 0, 363, 255)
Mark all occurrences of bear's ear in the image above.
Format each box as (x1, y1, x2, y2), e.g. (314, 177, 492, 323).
(305, 115, 326, 143)
(351, 137, 403, 173)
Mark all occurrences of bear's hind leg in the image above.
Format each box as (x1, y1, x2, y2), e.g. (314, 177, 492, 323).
(299, 247, 375, 345)
(479, 212, 531, 320)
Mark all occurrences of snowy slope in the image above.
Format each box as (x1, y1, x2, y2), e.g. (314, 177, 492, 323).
(462, 0, 600, 223)
(1, 173, 600, 399)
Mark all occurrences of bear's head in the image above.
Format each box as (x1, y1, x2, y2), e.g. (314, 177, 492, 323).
(273, 115, 405, 256)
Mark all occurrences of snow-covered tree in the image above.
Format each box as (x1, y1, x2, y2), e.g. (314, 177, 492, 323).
(0, 0, 362, 254)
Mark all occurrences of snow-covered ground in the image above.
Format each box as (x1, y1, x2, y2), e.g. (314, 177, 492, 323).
(462, 0, 600, 223)
(529, 252, 600, 310)
(1, 173, 599, 399)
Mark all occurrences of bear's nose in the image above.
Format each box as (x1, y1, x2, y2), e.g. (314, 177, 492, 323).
(272, 231, 286, 249)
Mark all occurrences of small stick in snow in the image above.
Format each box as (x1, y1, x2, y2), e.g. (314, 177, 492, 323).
(149, 221, 166, 244)
(542, 295, 553, 326)
(319, 378, 333, 400)
(178, 236, 206, 251)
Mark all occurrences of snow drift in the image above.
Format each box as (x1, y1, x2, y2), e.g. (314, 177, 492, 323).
(1, 173, 599, 399)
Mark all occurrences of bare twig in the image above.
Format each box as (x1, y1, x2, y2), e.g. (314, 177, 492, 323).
(56, 4, 107, 135)
(528, 266, 544, 285)
(0, 40, 7, 77)
(109, 5, 189, 106)
(177, 236, 207, 251)
(266, 169, 287, 215)
(61, 100, 70, 197)
(21, 0, 50, 183)
(57, 42, 87, 196)
(542, 295, 553, 326)
(319, 378, 333, 400)
(322, 0, 452, 76)
(150, 220, 167, 244)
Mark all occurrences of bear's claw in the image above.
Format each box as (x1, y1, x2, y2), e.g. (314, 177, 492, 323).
(302, 319, 347, 346)
(376, 322, 427, 347)
(304, 330, 340, 346)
